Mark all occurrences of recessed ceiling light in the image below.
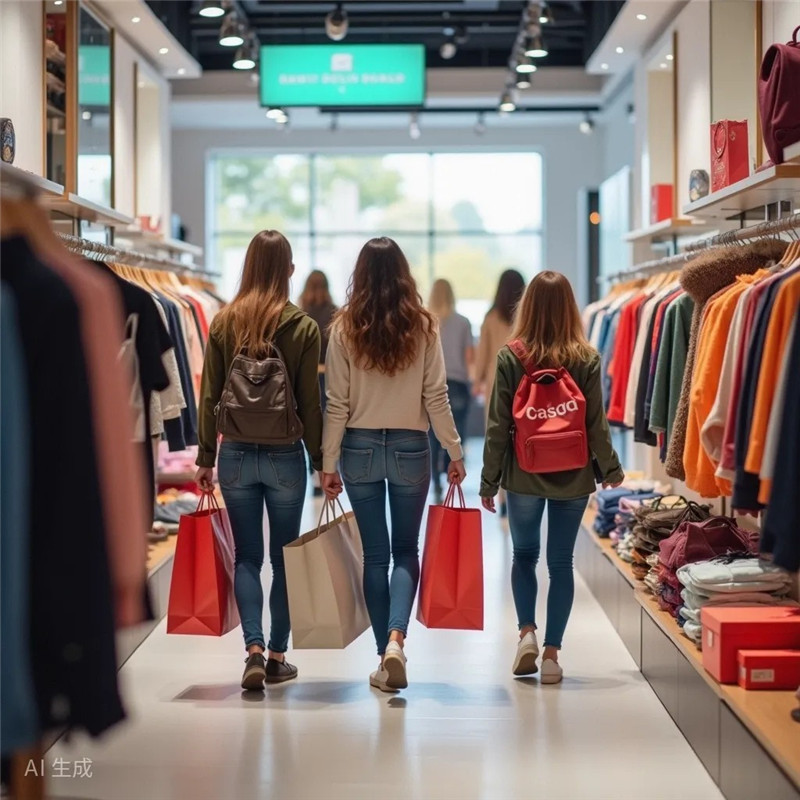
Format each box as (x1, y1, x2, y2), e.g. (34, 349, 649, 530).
(177, 68, 187, 76)
(615, 46, 624, 54)
(666, 54, 674, 61)
(131, 16, 140, 23)
(601, 63, 609, 70)
(159, 47, 169, 55)
(636, 13, 647, 21)
(54, 1, 63, 5)
(660, 62, 668, 69)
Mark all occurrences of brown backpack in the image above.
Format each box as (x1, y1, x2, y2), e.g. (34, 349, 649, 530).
(215, 343, 303, 445)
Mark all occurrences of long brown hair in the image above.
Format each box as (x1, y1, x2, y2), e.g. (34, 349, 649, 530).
(336, 237, 435, 376)
(510, 270, 595, 367)
(217, 230, 293, 358)
(429, 278, 456, 319)
(300, 269, 333, 310)
(491, 269, 526, 324)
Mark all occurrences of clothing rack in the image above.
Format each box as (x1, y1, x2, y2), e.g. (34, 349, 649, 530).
(602, 213, 800, 284)
(57, 232, 221, 279)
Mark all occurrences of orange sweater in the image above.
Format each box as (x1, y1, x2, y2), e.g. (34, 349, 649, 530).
(684, 272, 767, 497)
(745, 272, 800, 496)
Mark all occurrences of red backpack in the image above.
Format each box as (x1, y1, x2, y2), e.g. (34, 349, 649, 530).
(507, 340, 589, 474)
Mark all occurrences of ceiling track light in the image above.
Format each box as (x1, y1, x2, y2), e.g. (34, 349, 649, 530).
(579, 115, 595, 135)
(454, 25, 469, 46)
(499, 88, 516, 113)
(516, 55, 537, 74)
(515, 73, 532, 89)
(440, 34, 457, 60)
(538, 3, 554, 24)
(474, 112, 486, 136)
(525, 31, 548, 58)
(233, 33, 257, 69)
(325, 3, 349, 42)
(219, 11, 245, 47)
(409, 112, 421, 140)
(266, 106, 287, 122)
(199, 0, 225, 19)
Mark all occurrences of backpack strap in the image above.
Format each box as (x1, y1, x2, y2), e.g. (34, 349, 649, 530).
(507, 339, 537, 377)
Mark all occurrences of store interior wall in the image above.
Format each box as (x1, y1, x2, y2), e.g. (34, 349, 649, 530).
(171, 124, 604, 304)
(114, 34, 137, 217)
(0, 1, 44, 175)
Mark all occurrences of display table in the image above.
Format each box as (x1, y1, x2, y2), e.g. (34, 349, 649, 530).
(575, 509, 800, 800)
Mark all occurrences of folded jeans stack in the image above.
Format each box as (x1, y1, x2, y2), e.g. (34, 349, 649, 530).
(677, 557, 797, 645)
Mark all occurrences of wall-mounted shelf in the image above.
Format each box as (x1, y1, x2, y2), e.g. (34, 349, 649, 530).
(785, 141, 800, 165)
(624, 217, 719, 243)
(0, 162, 64, 197)
(682, 164, 800, 219)
(120, 228, 203, 258)
(43, 193, 135, 228)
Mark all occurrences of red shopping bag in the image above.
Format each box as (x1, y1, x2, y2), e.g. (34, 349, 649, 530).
(167, 491, 240, 636)
(417, 484, 484, 630)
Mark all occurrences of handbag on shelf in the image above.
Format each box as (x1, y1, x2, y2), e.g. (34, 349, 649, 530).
(284, 499, 370, 649)
(710, 120, 750, 192)
(417, 483, 484, 630)
(167, 491, 240, 636)
(758, 25, 800, 164)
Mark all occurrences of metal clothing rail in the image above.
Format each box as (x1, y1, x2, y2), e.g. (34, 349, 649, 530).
(601, 213, 800, 284)
(57, 232, 221, 279)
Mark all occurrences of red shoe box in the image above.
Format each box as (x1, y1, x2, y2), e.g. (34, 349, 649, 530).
(737, 649, 800, 690)
(650, 184, 673, 224)
(701, 606, 800, 684)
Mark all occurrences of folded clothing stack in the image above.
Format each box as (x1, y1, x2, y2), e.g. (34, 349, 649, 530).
(677, 557, 797, 646)
(593, 486, 665, 538)
(657, 516, 760, 619)
(631, 498, 711, 584)
(154, 491, 204, 533)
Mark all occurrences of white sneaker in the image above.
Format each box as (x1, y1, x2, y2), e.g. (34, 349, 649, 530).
(370, 666, 399, 694)
(382, 641, 408, 689)
(512, 631, 540, 676)
(540, 658, 563, 684)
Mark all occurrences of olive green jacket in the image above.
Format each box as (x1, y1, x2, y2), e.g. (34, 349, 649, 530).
(480, 348, 624, 499)
(196, 303, 323, 470)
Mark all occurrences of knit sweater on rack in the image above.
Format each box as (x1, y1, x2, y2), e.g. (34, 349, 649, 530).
(663, 240, 788, 481)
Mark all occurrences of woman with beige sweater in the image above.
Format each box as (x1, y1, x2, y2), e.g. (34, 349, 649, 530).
(322, 237, 465, 694)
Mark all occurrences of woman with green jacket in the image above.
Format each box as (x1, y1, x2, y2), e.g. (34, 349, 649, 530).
(480, 271, 623, 685)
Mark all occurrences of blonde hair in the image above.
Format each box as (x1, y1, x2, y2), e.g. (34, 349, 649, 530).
(429, 278, 456, 319)
(217, 230, 292, 358)
(510, 270, 595, 367)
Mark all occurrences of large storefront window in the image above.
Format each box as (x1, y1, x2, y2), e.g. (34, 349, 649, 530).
(209, 152, 543, 332)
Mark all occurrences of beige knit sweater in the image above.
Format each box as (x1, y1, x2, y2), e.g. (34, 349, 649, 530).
(322, 322, 463, 473)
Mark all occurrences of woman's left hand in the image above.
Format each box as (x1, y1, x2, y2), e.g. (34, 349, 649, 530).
(322, 471, 343, 500)
(481, 496, 496, 513)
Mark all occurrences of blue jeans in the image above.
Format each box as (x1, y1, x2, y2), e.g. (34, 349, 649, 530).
(341, 429, 430, 655)
(429, 379, 470, 490)
(507, 492, 589, 649)
(218, 441, 307, 653)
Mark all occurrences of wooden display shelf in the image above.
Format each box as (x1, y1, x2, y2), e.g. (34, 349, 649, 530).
(785, 141, 800, 166)
(147, 535, 177, 574)
(682, 164, 800, 219)
(43, 192, 135, 227)
(635, 587, 800, 789)
(582, 508, 638, 588)
(0, 162, 64, 197)
(624, 217, 718, 243)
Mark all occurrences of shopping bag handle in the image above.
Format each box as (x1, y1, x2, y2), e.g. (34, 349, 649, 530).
(196, 489, 220, 513)
(443, 482, 466, 509)
(316, 498, 348, 532)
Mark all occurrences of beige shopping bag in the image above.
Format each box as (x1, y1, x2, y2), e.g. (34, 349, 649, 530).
(284, 500, 370, 649)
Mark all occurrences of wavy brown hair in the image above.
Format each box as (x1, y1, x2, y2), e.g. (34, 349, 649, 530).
(336, 237, 435, 376)
(510, 270, 595, 367)
(217, 230, 293, 358)
(300, 269, 333, 310)
(491, 268, 526, 323)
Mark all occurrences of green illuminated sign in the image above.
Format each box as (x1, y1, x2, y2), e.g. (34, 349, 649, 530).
(260, 44, 426, 107)
(78, 45, 111, 107)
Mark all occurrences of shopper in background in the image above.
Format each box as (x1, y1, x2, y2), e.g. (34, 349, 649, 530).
(322, 237, 466, 693)
(480, 271, 623, 685)
(474, 268, 526, 516)
(300, 269, 337, 497)
(195, 230, 323, 692)
(428, 278, 474, 502)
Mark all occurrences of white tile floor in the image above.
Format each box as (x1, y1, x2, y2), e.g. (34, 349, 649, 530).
(50, 446, 723, 800)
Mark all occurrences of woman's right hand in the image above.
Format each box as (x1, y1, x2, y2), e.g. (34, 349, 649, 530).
(322, 471, 343, 500)
(447, 459, 467, 485)
(195, 467, 215, 492)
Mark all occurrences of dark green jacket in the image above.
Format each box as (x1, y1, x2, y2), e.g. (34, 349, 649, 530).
(196, 303, 323, 470)
(480, 347, 624, 499)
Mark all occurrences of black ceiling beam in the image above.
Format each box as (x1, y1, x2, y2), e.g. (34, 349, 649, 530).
(316, 104, 601, 114)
